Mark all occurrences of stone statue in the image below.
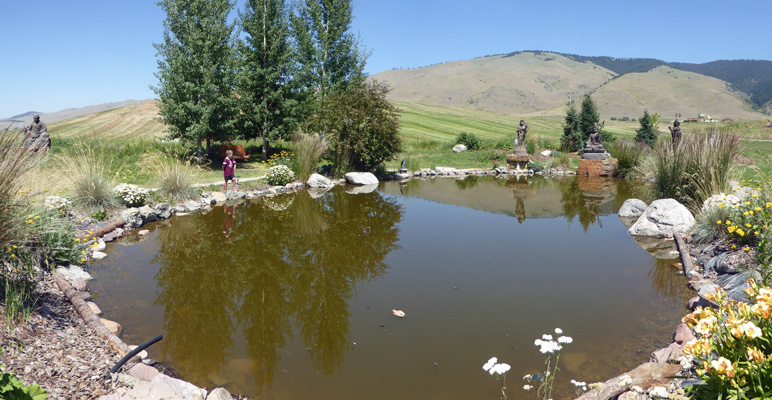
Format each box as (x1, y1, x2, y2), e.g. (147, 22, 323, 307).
(400, 159, 407, 173)
(23, 114, 50, 151)
(588, 121, 604, 146)
(516, 119, 528, 147)
(668, 119, 682, 146)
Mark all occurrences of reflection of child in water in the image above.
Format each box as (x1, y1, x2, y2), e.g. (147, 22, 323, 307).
(223, 204, 237, 242)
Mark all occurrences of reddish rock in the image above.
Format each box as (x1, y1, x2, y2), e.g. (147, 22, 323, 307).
(576, 362, 681, 400)
(650, 342, 683, 363)
(674, 323, 695, 344)
(577, 158, 617, 176)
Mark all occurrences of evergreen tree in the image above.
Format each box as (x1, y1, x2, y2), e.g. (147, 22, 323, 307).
(237, 0, 299, 160)
(635, 110, 657, 148)
(290, 0, 367, 104)
(579, 94, 600, 141)
(560, 104, 582, 152)
(153, 0, 238, 158)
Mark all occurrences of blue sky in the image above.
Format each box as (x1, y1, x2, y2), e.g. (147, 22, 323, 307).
(2, 0, 770, 118)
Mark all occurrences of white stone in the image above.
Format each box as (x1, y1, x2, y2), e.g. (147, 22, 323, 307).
(345, 184, 378, 194)
(345, 172, 379, 185)
(628, 199, 695, 238)
(56, 265, 93, 281)
(138, 230, 150, 236)
(452, 144, 467, 153)
(210, 192, 227, 203)
(435, 167, 458, 173)
(94, 238, 106, 251)
(91, 251, 107, 259)
(100, 318, 122, 336)
(128, 345, 149, 360)
(182, 201, 200, 212)
(86, 301, 103, 316)
(394, 173, 411, 180)
(151, 373, 207, 400)
(541, 150, 552, 156)
(619, 199, 648, 218)
(206, 388, 233, 400)
(127, 363, 158, 381)
(307, 173, 334, 188)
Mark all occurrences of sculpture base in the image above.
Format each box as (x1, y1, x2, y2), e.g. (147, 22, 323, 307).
(506, 150, 530, 170)
(577, 158, 617, 177)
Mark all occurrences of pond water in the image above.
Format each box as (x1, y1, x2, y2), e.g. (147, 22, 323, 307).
(88, 175, 692, 400)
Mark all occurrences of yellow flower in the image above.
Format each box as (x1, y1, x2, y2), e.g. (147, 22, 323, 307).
(746, 223, 752, 227)
(753, 194, 759, 198)
(746, 201, 751, 205)
(766, 202, 771, 208)
(11, 254, 15, 258)
(717, 220, 722, 224)
(720, 204, 725, 209)
(737, 228, 745, 237)
(732, 244, 737, 249)
(749, 211, 754, 215)
(695, 315, 718, 335)
(745, 246, 750, 252)
(743, 211, 749, 216)
(727, 226, 737, 233)
(711, 357, 736, 379)
(80, 258, 86, 263)
(755, 231, 760, 235)
(756, 207, 762, 211)
(726, 220, 732, 225)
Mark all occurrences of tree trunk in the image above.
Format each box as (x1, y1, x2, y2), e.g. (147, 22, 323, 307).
(197, 140, 202, 161)
(262, 136, 269, 161)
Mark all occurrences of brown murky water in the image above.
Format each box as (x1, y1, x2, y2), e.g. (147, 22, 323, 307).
(88, 176, 691, 399)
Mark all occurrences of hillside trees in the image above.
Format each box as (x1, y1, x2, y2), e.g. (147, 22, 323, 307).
(153, 0, 238, 159)
(290, 0, 368, 107)
(308, 80, 402, 172)
(237, 0, 299, 160)
(635, 110, 657, 148)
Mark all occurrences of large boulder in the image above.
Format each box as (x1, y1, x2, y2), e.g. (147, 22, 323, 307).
(619, 199, 647, 218)
(628, 199, 695, 238)
(138, 205, 158, 223)
(452, 144, 467, 153)
(155, 203, 173, 219)
(345, 172, 379, 185)
(307, 173, 334, 188)
(121, 208, 143, 228)
(226, 190, 245, 200)
(210, 191, 227, 203)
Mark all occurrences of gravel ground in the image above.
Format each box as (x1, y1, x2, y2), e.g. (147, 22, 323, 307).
(0, 274, 129, 399)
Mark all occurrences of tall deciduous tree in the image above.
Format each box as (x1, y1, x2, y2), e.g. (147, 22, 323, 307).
(153, 0, 238, 158)
(290, 0, 367, 104)
(237, 0, 299, 160)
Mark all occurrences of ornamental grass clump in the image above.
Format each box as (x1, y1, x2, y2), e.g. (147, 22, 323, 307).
(292, 133, 327, 181)
(265, 165, 295, 186)
(155, 161, 197, 202)
(610, 139, 649, 178)
(56, 144, 121, 212)
(681, 284, 772, 399)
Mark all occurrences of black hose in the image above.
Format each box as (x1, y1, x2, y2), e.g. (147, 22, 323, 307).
(106, 334, 163, 379)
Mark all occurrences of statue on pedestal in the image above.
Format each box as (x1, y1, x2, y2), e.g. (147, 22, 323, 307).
(23, 115, 50, 152)
(506, 119, 530, 171)
(581, 121, 607, 160)
(515, 119, 528, 147)
(668, 119, 682, 147)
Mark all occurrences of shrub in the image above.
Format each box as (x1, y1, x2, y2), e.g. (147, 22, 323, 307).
(526, 139, 537, 154)
(292, 133, 328, 181)
(456, 132, 481, 151)
(0, 359, 47, 400)
(693, 193, 741, 243)
(610, 139, 649, 177)
(265, 165, 295, 186)
(114, 183, 150, 207)
(309, 80, 402, 172)
(155, 162, 198, 202)
(635, 110, 657, 148)
(57, 145, 121, 212)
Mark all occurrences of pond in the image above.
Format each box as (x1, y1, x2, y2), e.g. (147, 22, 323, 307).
(88, 175, 692, 399)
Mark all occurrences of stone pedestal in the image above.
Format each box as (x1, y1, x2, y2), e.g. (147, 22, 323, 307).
(577, 158, 617, 176)
(506, 146, 529, 170)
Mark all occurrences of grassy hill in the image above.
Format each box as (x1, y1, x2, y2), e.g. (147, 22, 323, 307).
(373, 51, 770, 120)
(48, 100, 165, 140)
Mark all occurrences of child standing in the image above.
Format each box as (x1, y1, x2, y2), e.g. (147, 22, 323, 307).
(223, 149, 237, 191)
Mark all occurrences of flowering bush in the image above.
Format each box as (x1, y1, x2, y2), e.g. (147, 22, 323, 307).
(263, 150, 294, 168)
(701, 193, 741, 214)
(682, 283, 772, 399)
(113, 183, 149, 207)
(44, 196, 71, 216)
(265, 165, 295, 186)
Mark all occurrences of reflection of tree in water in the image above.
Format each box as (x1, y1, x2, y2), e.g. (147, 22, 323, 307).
(453, 176, 479, 191)
(647, 258, 693, 305)
(152, 189, 403, 393)
(556, 177, 618, 231)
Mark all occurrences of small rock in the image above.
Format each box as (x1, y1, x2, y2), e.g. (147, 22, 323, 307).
(128, 345, 149, 360)
(452, 144, 467, 153)
(91, 251, 107, 259)
(100, 318, 123, 336)
(127, 363, 158, 381)
(86, 302, 103, 316)
(71, 278, 88, 292)
(674, 323, 695, 345)
(94, 238, 106, 251)
(207, 387, 233, 400)
(138, 230, 150, 236)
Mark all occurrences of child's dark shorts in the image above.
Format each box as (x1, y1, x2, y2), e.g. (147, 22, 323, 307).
(225, 174, 235, 182)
